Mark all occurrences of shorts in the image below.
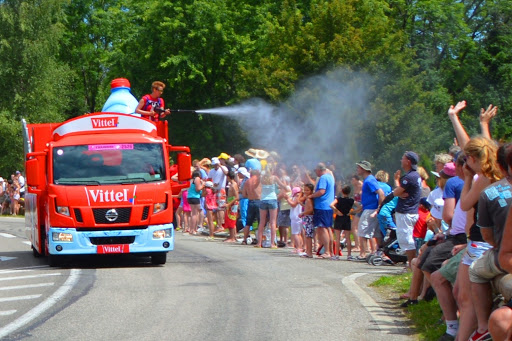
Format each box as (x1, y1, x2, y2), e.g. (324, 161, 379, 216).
(260, 199, 278, 210)
(302, 215, 314, 238)
(395, 212, 418, 251)
(187, 198, 200, 205)
(277, 209, 291, 226)
(224, 203, 238, 229)
(420, 233, 467, 273)
(492, 274, 512, 301)
(469, 249, 504, 284)
(439, 248, 465, 285)
(245, 200, 260, 227)
(313, 209, 333, 228)
(358, 209, 379, 239)
(333, 217, 351, 231)
(462, 240, 493, 266)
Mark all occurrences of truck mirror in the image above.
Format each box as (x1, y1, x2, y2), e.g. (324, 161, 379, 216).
(26, 157, 44, 188)
(177, 152, 192, 181)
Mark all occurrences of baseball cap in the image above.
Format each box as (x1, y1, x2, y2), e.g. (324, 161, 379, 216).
(211, 157, 220, 165)
(236, 167, 250, 178)
(15, 170, 21, 174)
(440, 162, 456, 178)
(404, 151, 419, 170)
(292, 187, 301, 196)
(205, 181, 214, 188)
(356, 161, 372, 172)
(0, 177, 3, 182)
(218, 152, 230, 160)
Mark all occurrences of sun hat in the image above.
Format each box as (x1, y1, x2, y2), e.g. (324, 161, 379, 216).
(205, 181, 214, 188)
(199, 158, 211, 166)
(218, 152, 230, 160)
(245, 148, 258, 158)
(292, 187, 301, 196)
(254, 149, 269, 160)
(439, 162, 456, 178)
(356, 161, 372, 172)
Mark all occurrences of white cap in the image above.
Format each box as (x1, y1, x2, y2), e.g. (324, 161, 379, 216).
(0, 177, 3, 182)
(236, 167, 250, 178)
(211, 157, 220, 165)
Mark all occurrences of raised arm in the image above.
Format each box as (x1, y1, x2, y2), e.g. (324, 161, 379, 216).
(447, 100, 470, 149)
(479, 104, 498, 140)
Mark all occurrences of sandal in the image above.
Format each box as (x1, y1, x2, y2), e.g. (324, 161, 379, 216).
(300, 254, 313, 258)
(317, 254, 331, 259)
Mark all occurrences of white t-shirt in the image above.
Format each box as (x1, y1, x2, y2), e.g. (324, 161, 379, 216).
(18, 175, 25, 193)
(427, 187, 444, 220)
(208, 166, 227, 191)
(450, 200, 467, 235)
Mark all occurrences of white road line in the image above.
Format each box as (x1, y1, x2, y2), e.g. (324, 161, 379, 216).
(0, 273, 61, 282)
(0, 294, 42, 303)
(0, 265, 49, 272)
(22, 241, 31, 245)
(0, 233, 16, 238)
(0, 283, 54, 291)
(0, 269, 81, 339)
(342, 273, 397, 332)
(0, 269, 35, 275)
(0, 310, 17, 316)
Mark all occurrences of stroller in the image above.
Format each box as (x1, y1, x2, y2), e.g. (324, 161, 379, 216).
(367, 227, 408, 266)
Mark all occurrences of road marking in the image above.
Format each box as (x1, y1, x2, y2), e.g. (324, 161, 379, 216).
(0, 233, 16, 238)
(0, 294, 42, 303)
(0, 310, 17, 316)
(0, 273, 61, 282)
(0, 283, 54, 291)
(0, 256, 17, 262)
(22, 241, 31, 245)
(0, 269, 35, 275)
(0, 269, 81, 339)
(342, 273, 397, 332)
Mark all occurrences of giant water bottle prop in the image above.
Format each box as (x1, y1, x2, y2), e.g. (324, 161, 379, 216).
(102, 78, 140, 116)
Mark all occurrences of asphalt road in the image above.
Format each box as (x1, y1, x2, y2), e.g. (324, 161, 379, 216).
(0, 217, 415, 341)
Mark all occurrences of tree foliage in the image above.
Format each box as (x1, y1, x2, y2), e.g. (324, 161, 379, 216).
(0, 0, 511, 177)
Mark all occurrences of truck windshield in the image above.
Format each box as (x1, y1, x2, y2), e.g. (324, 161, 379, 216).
(53, 143, 166, 185)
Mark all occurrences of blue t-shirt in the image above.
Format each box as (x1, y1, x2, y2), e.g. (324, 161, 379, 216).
(378, 182, 392, 196)
(199, 168, 207, 180)
(443, 176, 464, 202)
(314, 173, 335, 210)
(396, 170, 422, 214)
(361, 175, 381, 210)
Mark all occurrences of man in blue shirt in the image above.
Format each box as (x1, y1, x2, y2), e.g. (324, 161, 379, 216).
(309, 163, 335, 258)
(355, 161, 385, 260)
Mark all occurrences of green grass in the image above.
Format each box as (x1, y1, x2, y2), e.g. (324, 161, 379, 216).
(371, 273, 445, 341)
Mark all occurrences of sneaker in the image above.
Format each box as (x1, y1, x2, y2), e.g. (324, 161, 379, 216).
(437, 333, 455, 341)
(347, 255, 355, 261)
(400, 299, 419, 308)
(468, 330, 491, 341)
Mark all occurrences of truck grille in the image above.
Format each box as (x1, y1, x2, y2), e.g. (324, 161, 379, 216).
(142, 206, 150, 220)
(93, 207, 131, 224)
(89, 236, 135, 245)
(74, 208, 83, 223)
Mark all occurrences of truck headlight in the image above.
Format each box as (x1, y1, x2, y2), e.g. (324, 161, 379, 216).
(153, 228, 171, 239)
(153, 203, 166, 214)
(52, 232, 73, 242)
(56, 206, 70, 216)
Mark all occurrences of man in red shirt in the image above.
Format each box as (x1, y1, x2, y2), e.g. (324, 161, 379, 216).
(135, 81, 171, 121)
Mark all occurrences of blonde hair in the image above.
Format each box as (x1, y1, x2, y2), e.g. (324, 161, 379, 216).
(463, 136, 501, 183)
(417, 166, 429, 181)
(375, 170, 389, 183)
(434, 153, 452, 165)
(152, 81, 165, 90)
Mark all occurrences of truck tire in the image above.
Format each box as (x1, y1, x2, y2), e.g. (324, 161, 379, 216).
(32, 246, 43, 258)
(151, 253, 167, 265)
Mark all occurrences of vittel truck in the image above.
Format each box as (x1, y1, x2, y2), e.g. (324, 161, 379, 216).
(22, 78, 191, 266)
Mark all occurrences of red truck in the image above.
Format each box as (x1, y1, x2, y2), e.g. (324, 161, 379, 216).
(22, 105, 191, 266)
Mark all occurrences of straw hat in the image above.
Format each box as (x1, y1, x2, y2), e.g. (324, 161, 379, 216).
(254, 149, 269, 160)
(245, 148, 258, 158)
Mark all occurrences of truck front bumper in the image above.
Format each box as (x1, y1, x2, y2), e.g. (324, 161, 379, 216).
(47, 224, 174, 255)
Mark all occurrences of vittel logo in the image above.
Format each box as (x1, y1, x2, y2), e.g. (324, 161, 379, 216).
(91, 117, 119, 128)
(89, 189, 128, 203)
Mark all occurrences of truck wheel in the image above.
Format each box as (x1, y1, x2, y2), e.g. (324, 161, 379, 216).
(151, 253, 167, 265)
(48, 255, 61, 267)
(32, 246, 43, 258)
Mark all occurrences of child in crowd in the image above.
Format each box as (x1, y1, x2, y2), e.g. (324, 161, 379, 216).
(204, 181, 217, 240)
(181, 189, 191, 233)
(413, 198, 431, 253)
(330, 185, 354, 260)
(287, 186, 303, 253)
(299, 183, 315, 258)
(224, 172, 239, 242)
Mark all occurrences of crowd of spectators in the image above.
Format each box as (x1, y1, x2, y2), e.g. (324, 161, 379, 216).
(0, 171, 25, 216)
(175, 100, 512, 341)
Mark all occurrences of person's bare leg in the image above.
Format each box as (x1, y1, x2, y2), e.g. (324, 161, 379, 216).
(431, 270, 458, 336)
(470, 281, 493, 334)
(334, 230, 341, 257)
(489, 307, 512, 341)
(408, 264, 424, 300)
(358, 237, 367, 257)
(269, 209, 278, 247)
(351, 216, 360, 250)
(406, 249, 417, 269)
(207, 211, 215, 238)
(454, 264, 477, 341)
(255, 209, 267, 247)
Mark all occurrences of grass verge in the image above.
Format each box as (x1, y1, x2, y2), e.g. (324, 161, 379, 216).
(371, 272, 445, 341)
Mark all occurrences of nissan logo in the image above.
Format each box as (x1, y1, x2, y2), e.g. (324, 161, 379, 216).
(105, 209, 119, 222)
